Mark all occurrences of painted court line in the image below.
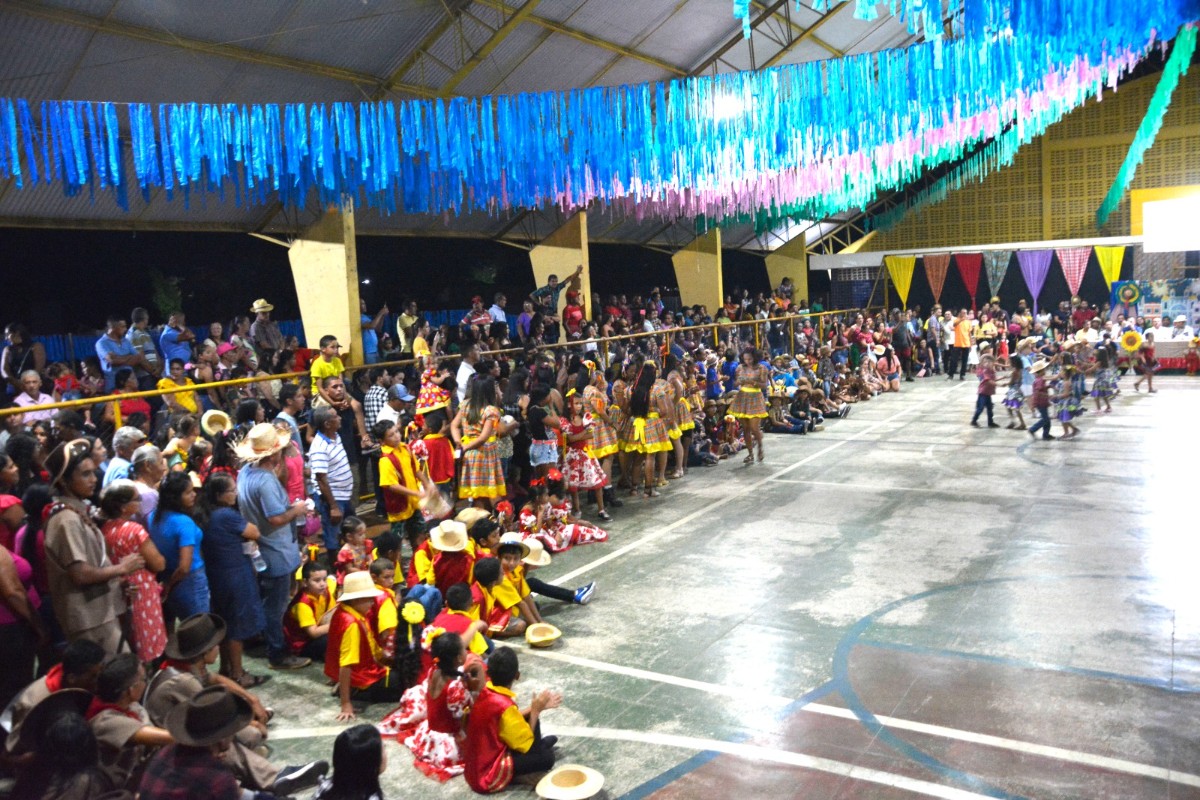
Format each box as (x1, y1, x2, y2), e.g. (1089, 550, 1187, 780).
(766, 477, 1089, 504)
(549, 384, 965, 586)
(517, 645, 1200, 789)
(546, 725, 997, 800)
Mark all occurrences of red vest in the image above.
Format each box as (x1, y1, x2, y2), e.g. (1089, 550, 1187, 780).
(433, 550, 472, 596)
(463, 685, 516, 793)
(324, 606, 387, 688)
(381, 446, 419, 520)
(283, 587, 333, 654)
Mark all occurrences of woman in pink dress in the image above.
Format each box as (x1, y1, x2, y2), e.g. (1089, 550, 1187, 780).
(379, 632, 483, 781)
(99, 480, 168, 662)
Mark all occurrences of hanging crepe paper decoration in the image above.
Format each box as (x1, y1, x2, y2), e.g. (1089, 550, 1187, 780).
(885, 255, 917, 307)
(0, 7, 1195, 228)
(1016, 250, 1054, 316)
(1095, 246, 1127, 287)
(1096, 25, 1198, 228)
(982, 251, 1010, 300)
(1055, 247, 1092, 297)
(955, 253, 983, 310)
(923, 254, 950, 304)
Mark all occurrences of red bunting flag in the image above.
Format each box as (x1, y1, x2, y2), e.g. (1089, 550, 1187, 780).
(955, 253, 983, 310)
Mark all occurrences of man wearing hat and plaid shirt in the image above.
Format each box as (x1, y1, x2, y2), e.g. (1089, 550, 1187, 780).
(249, 299, 285, 366)
(462, 295, 493, 327)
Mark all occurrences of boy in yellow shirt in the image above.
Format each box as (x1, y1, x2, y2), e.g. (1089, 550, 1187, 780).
(310, 335, 345, 399)
(494, 533, 544, 628)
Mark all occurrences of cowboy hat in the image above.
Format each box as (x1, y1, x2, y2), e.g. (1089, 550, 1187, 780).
(497, 532, 531, 559)
(1029, 359, 1050, 373)
(536, 764, 605, 800)
(339, 571, 383, 603)
(250, 299, 274, 313)
(165, 613, 227, 661)
(1017, 337, 1036, 350)
(1175, 314, 1188, 323)
(872, 344, 886, 355)
(234, 422, 289, 462)
(431, 520, 468, 552)
(200, 409, 232, 437)
(165, 686, 253, 747)
(977, 342, 992, 352)
(525, 622, 562, 648)
(455, 508, 491, 529)
(522, 537, 552, 567)
(9, 689, 93, 753)
(1061, 339, 1078, 350)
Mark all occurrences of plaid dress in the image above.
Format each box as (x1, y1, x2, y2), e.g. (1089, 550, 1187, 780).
(611, 380, 633, 448)
(730, 365, 769, 419)
(583, 385, 619, 458)
(459, 405, 506, 499)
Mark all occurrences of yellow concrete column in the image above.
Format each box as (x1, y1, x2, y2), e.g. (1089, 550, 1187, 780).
(287, 199, 364, 365)
(764, 235, 809, 307)
(672, 227, 723, 315)
(529, 212, 591, 319)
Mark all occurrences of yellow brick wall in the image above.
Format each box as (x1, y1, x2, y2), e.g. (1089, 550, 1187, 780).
(865, 69, 1200, 251)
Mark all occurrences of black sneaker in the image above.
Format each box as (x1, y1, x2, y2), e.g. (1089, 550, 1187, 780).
(987, 422, 1001, 428)
(273, 760, 329, 795)
(269, 655, 311, 671)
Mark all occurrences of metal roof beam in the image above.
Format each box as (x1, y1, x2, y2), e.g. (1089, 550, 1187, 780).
(372, 1, 471, 100)
(5, 0, 437, 99)
(760, 3, 847, 69)
(751, 1, 843, 58)
(438, 0, 543, 97)
(474, 0, 687, 76)
(688, 0, 788, 76)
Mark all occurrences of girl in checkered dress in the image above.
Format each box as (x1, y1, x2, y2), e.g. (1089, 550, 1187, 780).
(451, 376, 512, 508)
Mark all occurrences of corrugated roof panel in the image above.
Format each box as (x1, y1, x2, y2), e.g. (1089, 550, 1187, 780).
(816, 6, 903, 54)
(406, 12, 497, 92)
(553, 0, 681, 52)
(261, 5, 448, 78)
(0, 12, 97, 100)
(843, 17, 915, 55)
(215, 65, 363, 104)
(103, 0, 294, 49)
(453, 24, 551, 97)
(485, 32, 613, 93)
(533, 0, 590, 25)
(64, 32, 242, 103)
(586, 57, 672, 89)
(32, 0, 118, 16)
(766, 38, 831, 67)
(634, 0, 742, 74)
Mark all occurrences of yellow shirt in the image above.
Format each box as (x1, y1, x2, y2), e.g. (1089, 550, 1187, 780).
(289, 577, 338, 630)
(374, 584, 398, 633)
(337, 604, 384, 668)
(311, 356, 344, 394)
(489, 683, 535, 753)
(492, 565, 530, 611)
(378, 444, 419, 523)
(157, 377, 199, 413)
(412, 336, 430, 361)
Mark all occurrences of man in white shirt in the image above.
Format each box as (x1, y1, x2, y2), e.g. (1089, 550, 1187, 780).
(1169, 314, 1195, 340)
(376, 384, 414, 427)
(309, 408, 354, 552)
(456, 345, 480, 403)
(488, 294, 507, 324)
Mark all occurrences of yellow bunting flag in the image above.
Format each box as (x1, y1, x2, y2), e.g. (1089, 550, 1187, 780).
(884, 255, 917, 307)
(1094, 246, 1126, 287)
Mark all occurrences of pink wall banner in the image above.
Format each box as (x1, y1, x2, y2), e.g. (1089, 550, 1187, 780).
(1055, 246, 1092, 297)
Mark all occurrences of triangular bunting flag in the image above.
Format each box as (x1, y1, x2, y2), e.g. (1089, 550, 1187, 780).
(983, 251, 1010, 300)
(923, 254, 950, 304)
(1055, 247, 1092, 297)
(1095, 246, 1126, 287)
(1016, 250, 1054, 315)
(955, 253, 982, 310)
(885, 255, 917, 307)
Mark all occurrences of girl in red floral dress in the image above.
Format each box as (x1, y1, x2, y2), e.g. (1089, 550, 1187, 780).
(518, 473, 608, 553)
(561, 398, 610, 521)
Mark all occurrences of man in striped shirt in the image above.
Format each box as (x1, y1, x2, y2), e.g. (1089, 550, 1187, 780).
(311, 407, 355, 553)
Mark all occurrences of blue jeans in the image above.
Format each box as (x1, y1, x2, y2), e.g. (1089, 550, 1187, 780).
(314, 494, 355, 552)
(1028, 406, 1052, 438)
(260, 573, 293, 663)
(164, 569, 210, 623)
(403, 584, 443, 622)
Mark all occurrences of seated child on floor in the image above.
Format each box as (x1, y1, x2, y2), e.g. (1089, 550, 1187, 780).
(430, 521, 473, 597)
(468, 516, 502, 561)
(464, 646, 561, 794)
(334, 515, 372, 584)
(520, 537, 596, 605)
(328, 572, 403, 721)
(369, 558, 400, 660)
(493, 534, 545, 628)
(284, 562, 337, 662)
(430, 584, 490, 656)
(471, 557, 525, 639)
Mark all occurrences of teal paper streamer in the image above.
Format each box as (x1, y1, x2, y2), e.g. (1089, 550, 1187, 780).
(1095, 25, 1197, 227)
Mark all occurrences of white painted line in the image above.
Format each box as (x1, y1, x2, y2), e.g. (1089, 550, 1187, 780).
(271, 725, 347, 740)
(545, 724, 996, 800)
(549, 384, 966, 586)
(517, 646, 1200, 789)
(765, 478, 1092, 504)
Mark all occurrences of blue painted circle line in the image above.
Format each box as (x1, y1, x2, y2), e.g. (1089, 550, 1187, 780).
(830, 574, 1154, 800)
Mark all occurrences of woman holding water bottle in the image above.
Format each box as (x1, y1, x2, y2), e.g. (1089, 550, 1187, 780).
(197, 472, 269, 687)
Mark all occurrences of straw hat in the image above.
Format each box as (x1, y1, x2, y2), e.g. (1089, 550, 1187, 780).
(525, 622, 562, 648)
(233, 422, 288, 462)
(1061, 339, 1078, 351)
(1029, 359, 1050, 373)
(536, 765, 605, 800)
(339, 571, 383, 603)
(978, 342, 992, 351)
(522, 538, 552, 567)
(455, 507, 491, 528)
(200, 409, 232, 437)
(872, 344, 886, 355)
(9, 689, 93, 753)
(1175, 314, 1188, 324)
(165, 686, 253, 747)
(497, 532, 531, 559)
(431, 520, 468, 552)
(251, 299, 275, 313)
(1017, 337, 1036, 350)
(165, 613, 227, 661)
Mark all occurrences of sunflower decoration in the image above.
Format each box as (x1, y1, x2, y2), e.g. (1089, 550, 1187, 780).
(1117, 283, 1141, 305)
(1121, 330, 1144, 352)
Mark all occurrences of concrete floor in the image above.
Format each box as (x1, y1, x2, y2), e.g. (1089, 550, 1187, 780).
(254, 375, 1200, 800)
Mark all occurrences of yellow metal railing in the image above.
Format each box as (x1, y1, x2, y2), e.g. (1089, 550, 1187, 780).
(0, 306, 876, 423)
